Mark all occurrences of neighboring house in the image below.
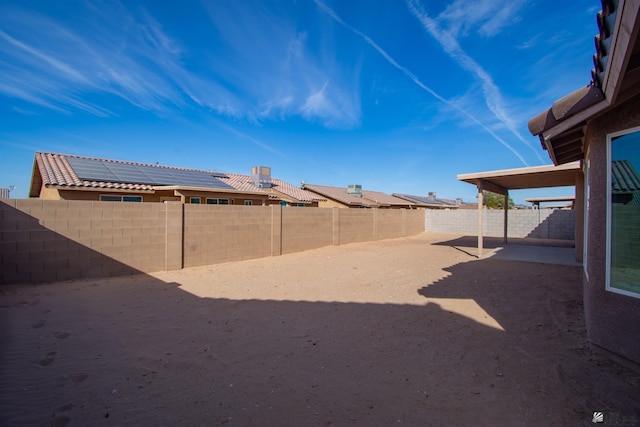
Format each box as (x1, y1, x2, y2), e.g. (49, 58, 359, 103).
(393, 192, 474, 209)
(528, 0, 640, 364)
(302, 183, 419, 209)
(0, 188, 10, 199)
(29, 152, 325, 207)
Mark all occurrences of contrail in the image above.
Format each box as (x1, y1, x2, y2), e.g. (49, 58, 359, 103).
(406, 0, 545, 163)
(314, 0, 529, 166)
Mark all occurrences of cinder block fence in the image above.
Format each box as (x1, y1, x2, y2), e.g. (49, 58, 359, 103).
(0, 200, 424, 285)
(425, 208, 575, 240)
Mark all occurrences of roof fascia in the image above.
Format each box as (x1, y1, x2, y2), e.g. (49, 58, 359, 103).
(157, 185, 268, 196)
(541, 99, 609, 143)
(602, 0, 640, 103)
(29, 158, 42, 198)
(47, 185, 156, 194)
(457, 162, 580, 182)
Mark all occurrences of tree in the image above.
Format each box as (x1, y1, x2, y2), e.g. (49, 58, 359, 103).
(481, 190, 514, 209)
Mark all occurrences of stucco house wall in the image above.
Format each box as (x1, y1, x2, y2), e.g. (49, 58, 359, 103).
(583, 95, 640, 363)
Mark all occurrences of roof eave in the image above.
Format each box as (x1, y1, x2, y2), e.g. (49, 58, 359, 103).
(539, 99, 609, 164)
(155, 185, 268, 196)
(45, 184, 156, 194)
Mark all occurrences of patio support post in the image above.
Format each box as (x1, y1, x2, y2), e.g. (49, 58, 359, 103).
(477, 185, 483, 258)
(504, 191, 508, 245)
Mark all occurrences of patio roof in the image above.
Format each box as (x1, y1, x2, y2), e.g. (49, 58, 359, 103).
(457, 162, 582, 258)
(457, 162, 581, 195)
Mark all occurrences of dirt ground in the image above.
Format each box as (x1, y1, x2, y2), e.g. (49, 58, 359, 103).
(1, 233, 639, 426)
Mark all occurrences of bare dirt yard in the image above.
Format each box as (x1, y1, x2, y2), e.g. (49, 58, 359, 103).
(1, 233, 639, 426)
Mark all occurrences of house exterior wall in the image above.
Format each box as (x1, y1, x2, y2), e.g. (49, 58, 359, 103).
(44, 187, 283, 206)
(425, 209, 575, 239)
(1, 200, 424, 285)
(583, 96, 640, 364)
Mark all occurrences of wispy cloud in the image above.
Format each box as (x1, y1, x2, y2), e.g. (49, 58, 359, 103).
(208, 119, 289, 159)
(0, 2, 360, 129)
(314, 0, 529, 166)
(200, 1, 361, 129)
(0, 5, 187, 114)
(407, 0, 545, 164)
(436, 0, 527, 39)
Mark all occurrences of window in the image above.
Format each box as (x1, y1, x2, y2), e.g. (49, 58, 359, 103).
(206, 198, 229, 205)
(190, 197, 201, 204)
(607, 127, 640, 298)
(292, 203, 304, 207)
(244, 200, 253, 206)
(100, 195, 142, 202)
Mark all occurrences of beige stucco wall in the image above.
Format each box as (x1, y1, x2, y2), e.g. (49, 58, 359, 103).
(583, 95, 640, 364)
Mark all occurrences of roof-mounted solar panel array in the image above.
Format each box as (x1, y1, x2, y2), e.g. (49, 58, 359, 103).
(66, 157, 234, 190)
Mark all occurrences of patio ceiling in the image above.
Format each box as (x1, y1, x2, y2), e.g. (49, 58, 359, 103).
(457, 162, 581, 196)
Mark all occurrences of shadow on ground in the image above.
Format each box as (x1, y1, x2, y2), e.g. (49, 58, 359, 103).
(433, 235, 575, 258)
(1, 237, 638, 426)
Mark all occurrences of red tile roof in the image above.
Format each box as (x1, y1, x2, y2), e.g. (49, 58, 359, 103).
(34, 152, 156, 192)
(218, 173, 325, 202)
(30, 152, 325, 203)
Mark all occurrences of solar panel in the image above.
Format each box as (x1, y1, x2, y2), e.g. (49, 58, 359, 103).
(66, 157, 235, 190)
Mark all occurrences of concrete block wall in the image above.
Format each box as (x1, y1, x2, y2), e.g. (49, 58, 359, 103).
(281, 207, 333, 255)
(405, 209, 428, 235)
(1, 199, 166, 285)
(182, 205, 273, 268)
(376, 209, 404, 240)
(425, 209, 575, 239)
(1, 200, 425, 285)
(338, 209, 375, 245)
(425, 210, 477, 235)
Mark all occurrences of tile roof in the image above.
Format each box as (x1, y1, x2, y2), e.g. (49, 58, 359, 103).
(270, 179, 325, 203)
(218, 173, 325, 202)
(33, 153, 157, 194)
(612, 160, 640, 192)
(302, 184, 415, 208)
(361, 189, 415, 207)
(528, 0, 640, 165)
(302, 183, 376, 207)
(392, 193, 459, 208)
(30, 152, 325, 203)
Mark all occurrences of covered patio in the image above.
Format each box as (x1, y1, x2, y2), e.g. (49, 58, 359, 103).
(457, 162, 584, 259)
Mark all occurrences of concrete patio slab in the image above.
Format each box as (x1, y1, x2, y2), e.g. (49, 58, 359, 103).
(487, 244, 581, 266)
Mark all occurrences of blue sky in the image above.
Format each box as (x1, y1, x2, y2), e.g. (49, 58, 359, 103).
(1, 0, 598, 203)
